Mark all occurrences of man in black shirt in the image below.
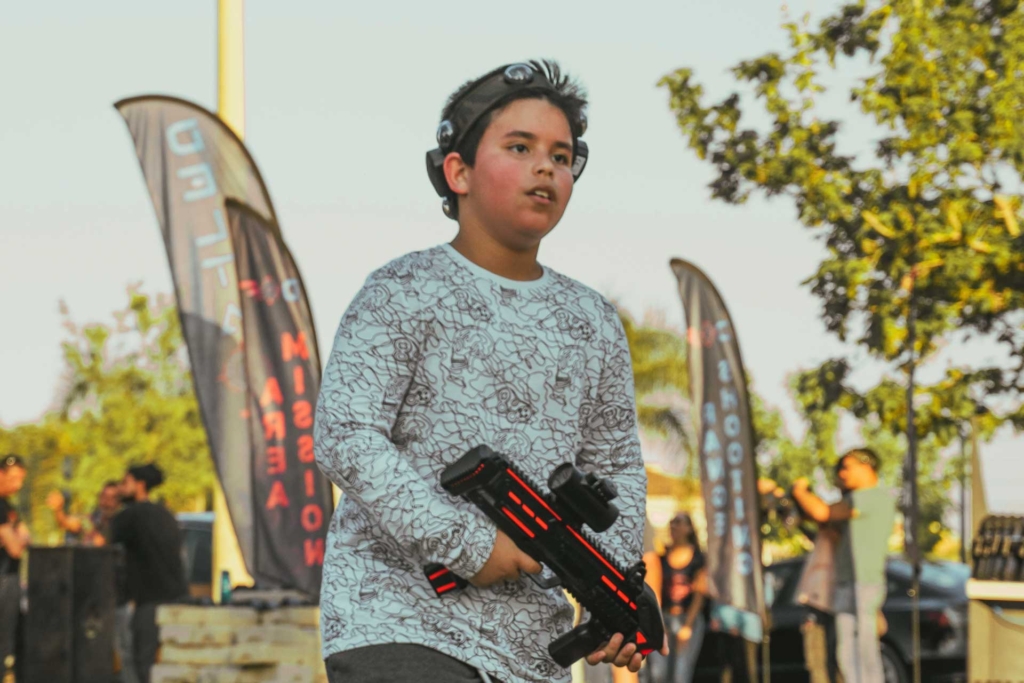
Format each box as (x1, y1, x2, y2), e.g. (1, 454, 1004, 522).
(0, 454, 29, 679)
(110, 463, 186, 683)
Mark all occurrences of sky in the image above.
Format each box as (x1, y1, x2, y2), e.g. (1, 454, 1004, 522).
(1, 0, 1020, 512)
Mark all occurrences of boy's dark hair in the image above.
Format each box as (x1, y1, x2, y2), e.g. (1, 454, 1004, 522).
(439, 59, 588, 214)
(841, 447, 881, 473)
(128, 463, 165, 491)
(103, 480, 120, 490)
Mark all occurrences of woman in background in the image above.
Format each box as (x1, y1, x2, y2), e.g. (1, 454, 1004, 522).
(641, 512, 708, 683)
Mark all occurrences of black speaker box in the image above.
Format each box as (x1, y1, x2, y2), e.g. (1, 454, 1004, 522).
(24, 546, 120, 683)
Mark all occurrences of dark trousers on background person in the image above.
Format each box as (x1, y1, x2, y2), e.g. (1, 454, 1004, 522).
(131, 602, 161, 683)
(717, 634, 756, 683)
(325, 644, 505, 683)
(802, 608, 842, 683)
(0, 574, 20, 679)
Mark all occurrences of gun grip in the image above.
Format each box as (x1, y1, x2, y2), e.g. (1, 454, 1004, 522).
(548, 620, 607, 668)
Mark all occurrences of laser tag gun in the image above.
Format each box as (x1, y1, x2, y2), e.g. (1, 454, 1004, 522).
(422, 445, 664, 668)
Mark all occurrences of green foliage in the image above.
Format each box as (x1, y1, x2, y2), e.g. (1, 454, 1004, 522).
(0, 287, 214, 541)
(660, 0, 1024, 379)
(620, 311, 697, 477)
(619, 308, 810, 494)
(0, 418, 77, 545)
(788, 359, 1004, 553)
(660, 0, 1024, 553)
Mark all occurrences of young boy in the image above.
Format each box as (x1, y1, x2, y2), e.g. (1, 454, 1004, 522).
(313, 60, 664, 683)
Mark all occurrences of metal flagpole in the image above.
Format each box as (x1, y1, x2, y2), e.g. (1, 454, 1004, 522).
(905, 281, 922, 683)
(212, 0, 255, 602)
(960, 426, 967, 565)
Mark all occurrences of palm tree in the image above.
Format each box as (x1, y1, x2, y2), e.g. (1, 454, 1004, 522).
(619, 311, 699, 481)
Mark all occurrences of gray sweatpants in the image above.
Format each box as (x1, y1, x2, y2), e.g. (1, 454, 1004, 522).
(835, 583, 885, 683)
(325, 643, 505, 683)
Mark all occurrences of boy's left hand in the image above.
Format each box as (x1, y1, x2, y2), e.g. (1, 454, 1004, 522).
(585, 632, 669, 672)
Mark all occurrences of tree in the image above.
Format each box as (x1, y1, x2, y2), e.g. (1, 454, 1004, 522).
(619, 307, 812, 513)
(660, 0, 1024, 551)
(0, 286, 215, 540)
(662, 0, 1023, 365)
(790, 359, 1004, 553)
(620, 310, 698, 479)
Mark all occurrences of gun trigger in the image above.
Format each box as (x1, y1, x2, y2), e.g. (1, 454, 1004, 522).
(526, 565, 562, 590)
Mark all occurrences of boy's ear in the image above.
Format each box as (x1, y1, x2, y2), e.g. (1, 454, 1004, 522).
(443, 152, 470, 197)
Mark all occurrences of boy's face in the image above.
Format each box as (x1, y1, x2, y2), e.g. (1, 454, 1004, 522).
(450, 98, 575, 249)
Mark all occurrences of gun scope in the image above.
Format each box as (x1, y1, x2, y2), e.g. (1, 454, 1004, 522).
(548, 464, 619, 533)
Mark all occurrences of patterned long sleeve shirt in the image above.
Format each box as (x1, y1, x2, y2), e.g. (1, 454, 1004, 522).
(313, 244, 646, 683)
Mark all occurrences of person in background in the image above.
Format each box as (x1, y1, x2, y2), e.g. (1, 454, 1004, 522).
(0, 455, 29, 681)
(46, 481, 122, 546)
(760, 461, 845, 683)
(790, 449, 895, 683)
(110, 464, 186, 683)
(642, 512, 707, 683)
(791, 460, 847, 683)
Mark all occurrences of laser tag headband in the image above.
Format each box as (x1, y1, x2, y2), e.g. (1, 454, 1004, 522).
(425, 62, 590, 220)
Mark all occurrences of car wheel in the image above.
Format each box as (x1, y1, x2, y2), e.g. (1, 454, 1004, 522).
(881, 642, 909, 683)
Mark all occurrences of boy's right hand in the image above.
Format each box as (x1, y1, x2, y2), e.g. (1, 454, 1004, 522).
(469, 529, 542, 587)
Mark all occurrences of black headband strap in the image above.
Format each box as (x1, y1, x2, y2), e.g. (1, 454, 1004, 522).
(426, 62, 589, 220)
(440, 63, 567, 153)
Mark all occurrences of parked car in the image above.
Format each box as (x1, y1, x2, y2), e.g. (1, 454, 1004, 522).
(691, 557, 967, 683)
(176, 511, 213, 599)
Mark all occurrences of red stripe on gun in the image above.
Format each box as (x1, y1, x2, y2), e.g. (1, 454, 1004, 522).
(569, 527, 625, 581)
(502, 507, 536, 538)
(507, 469, 562, 521)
